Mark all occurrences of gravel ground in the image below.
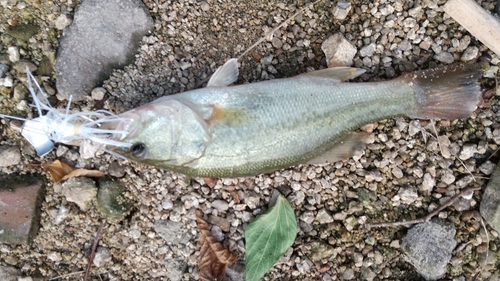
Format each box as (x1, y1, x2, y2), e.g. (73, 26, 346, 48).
(1, 0, 500, 280)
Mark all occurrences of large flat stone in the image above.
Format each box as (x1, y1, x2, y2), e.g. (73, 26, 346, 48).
(0, 173, 44, 245)
(480, 163, 500, 233)
(55, 0, 153, 101)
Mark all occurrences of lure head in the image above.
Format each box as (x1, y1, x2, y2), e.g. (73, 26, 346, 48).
(110, 99, 211, 167)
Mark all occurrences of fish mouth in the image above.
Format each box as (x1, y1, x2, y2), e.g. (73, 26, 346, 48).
(100, 111, 142, 146)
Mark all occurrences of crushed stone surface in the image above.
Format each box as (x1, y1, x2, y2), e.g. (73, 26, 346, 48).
(0, 0, 500, 280)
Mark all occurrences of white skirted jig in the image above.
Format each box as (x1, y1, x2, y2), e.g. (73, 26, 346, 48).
(0, 68, 132, 156)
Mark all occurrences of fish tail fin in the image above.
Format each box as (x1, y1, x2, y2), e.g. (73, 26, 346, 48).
(403, 64, 482, 120)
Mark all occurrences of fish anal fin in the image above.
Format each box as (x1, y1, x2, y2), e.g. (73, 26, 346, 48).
(300, 67, 366, 81)
(206, 58, 239, 87)
(307, 132, 368, 165)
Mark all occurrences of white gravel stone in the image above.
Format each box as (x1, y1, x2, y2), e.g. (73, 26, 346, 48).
(441, 170, 455, 185)
(315, 209, 334, 224)
(458, 144, 477, 160)
(0, 75, 14, 87)
(434, 51, 454, 64)
(300, 211, 315, 224)
(55, 14, 72, 30)
(460, 46, 478, 61)
(321, 33, 357, 67)
(422, 173, 435, 192)
(91, 87, 106, 100)
(391, 167, 404, 179)
(61, 177, 98, 211)
(211, 199, 229, 212)
(479, 161, 496, 175)
(7, 46, 20, 63)
(0, 145, 21, 167)
(332, 0, 351, 20)
(93, 247, 111, 267)
(359, 43, 376, 57)
(398, 186, 418, 205)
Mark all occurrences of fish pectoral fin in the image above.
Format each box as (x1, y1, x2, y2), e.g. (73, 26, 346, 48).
(307, 132, 368, 165)
(206, 58, 239, 87)
(300, 67, 366, 81)
(207, 105, 249, 125)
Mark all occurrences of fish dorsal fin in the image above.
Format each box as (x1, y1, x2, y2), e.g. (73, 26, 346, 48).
(300, 67, 366, 81)
(207, 58, 239, 87)
(307, 132, 368, 165)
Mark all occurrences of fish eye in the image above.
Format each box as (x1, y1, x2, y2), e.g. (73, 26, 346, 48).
(130, 142, 147, 158)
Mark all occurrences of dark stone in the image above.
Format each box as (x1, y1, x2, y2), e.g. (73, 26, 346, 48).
(96, 179, 133, 222)
(6, 23, 39, 41)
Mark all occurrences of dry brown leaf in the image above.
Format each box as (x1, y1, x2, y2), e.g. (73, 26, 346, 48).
(61, 169, 105, 181)
(42, 160, 76, 182)
(42, 160, 105, 182)
(196, 210, 238, 281)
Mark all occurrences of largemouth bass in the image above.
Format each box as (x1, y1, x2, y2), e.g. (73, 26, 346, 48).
(109, 60, 481, 177)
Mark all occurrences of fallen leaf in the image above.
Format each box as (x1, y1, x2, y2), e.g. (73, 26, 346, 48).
(245, 195, 297, 281)
(61, 169, 105, 181)
(196, 210, 238, 281)
(42, 160, 105, 182)
(42, 160, 76, 182)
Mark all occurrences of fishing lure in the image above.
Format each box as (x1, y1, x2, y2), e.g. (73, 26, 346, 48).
(0, 68, 132, 156)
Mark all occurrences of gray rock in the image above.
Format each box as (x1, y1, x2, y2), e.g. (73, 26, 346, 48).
(211, 199, 229, 212)
(154, 219, 193, 245)
(315, 209, 334, 224)
(96, 179, 133, 222)
(210, 225, 224, 241)
(321, 33, 357, 67)
(164, 258, 187, 281)
(359, 43, 376, 57)
(226, 262, 245, 281)
(480, 163, 500, 233)
(460, 46, 478, 61)
(479, 161, 496, 175)
(108, 160, 126, 178)
(332, 0, 351, 20)
(56, 0, 153, 101)
(61, 177, 98, 211)
(401, 219, 457, 280)
(310, 240, 337, 262)
(0, 145, 21, 167)
(0, 64, 9, 77)
(0, 265, 20, 281)
(434, 51, 454, 64)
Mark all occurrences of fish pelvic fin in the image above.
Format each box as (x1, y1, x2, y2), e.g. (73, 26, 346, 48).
(307, 132, 368, 165)
(403, 64, 482, 120)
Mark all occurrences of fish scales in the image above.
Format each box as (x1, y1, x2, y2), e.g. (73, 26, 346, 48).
(112, 63, 481, 178)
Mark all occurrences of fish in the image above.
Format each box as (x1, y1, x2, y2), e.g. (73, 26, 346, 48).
(104, 59, 482, 178)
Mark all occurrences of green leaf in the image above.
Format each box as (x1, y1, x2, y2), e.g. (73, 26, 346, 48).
(245, 195, 297, 281)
